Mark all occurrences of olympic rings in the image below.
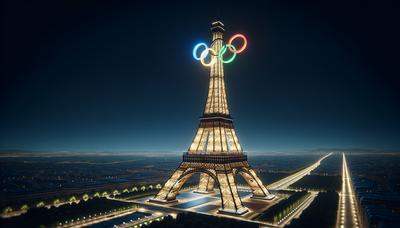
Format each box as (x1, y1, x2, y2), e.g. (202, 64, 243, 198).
(228, 34, 247, 54)
(200, 48, 217, 67)
(192, 33, 247, 67)
(219, 44, 237, 64)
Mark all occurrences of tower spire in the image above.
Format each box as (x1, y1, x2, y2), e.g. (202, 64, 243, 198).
(203, 21, 230, 116)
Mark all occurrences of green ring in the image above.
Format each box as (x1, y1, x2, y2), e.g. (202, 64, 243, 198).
(219, 44, 237, 64)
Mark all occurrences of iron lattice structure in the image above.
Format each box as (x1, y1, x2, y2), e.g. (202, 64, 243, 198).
(150, 21, 275, 215)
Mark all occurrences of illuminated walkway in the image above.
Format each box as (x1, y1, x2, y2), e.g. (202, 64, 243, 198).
(267, 153, 332, 190)
(337, 153, 362, 228)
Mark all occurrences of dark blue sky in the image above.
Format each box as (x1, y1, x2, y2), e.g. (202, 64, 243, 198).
(2, 0, 399, 152)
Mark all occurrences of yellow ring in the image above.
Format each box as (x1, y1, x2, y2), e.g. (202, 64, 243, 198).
(200, 48, 217, 67)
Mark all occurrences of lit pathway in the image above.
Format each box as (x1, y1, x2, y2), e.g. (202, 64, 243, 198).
(277, 191, 318, 227)
(336, 153, 362, 228)
(267, 153, 332, 190)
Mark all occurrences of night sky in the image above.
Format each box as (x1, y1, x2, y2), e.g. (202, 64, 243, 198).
(2, 0, 399, 152)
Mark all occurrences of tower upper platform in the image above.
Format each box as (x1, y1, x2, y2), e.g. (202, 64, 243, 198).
(211, 21, 225, 33)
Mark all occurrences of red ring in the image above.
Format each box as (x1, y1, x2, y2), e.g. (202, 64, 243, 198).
(228, 34, 247, 54)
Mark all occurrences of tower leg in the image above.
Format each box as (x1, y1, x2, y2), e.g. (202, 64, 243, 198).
(195, 173, 215, 194)
(240, 168, 275, 200)
(150, 166, 192, 203)
(217, 171, 248, 215)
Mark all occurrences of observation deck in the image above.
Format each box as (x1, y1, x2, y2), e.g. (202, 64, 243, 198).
(183, 152, 247, 164)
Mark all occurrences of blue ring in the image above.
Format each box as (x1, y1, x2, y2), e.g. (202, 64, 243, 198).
(192, 43, 208, 60)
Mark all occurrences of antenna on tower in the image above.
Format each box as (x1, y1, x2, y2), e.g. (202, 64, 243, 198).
(214, 4, 222, 26)
(217, 7, 221, 20)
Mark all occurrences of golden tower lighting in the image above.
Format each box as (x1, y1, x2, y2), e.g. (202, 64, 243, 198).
(150, 21, 275, 215)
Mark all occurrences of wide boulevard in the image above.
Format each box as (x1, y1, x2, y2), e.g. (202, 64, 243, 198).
(336, 153, 362, 228)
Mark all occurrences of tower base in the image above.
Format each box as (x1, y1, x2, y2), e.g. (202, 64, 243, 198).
(251, 194, 276, 200)
(148, 198, 178, 204)
(152, 154, 273, 215)
(193, 190, 215, 194)
(218, 207, 249, 215)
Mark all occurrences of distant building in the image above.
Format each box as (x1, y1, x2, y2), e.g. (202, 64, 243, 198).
(354, 178, 400, 228)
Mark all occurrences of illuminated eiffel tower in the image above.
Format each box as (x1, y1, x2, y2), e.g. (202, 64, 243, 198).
(150, 21, 275, 215)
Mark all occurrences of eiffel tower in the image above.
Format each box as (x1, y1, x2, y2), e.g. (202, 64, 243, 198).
(150, 21, 275, 215)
